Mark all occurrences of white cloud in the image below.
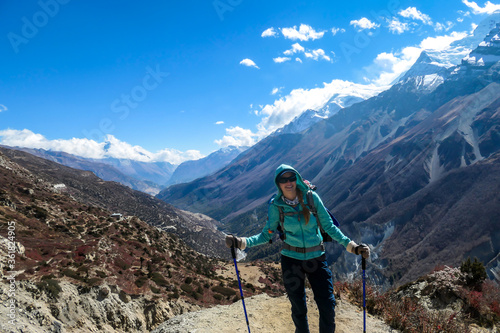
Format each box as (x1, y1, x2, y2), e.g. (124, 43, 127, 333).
(296, 58, 303, 63)
(304, 49, 331, 61)
(0, 104, 7, 112)
(0, 128, 107, 159)
(368, 48, 422, 85)
(396, 7, 455, 32)
(0, 129, 203, 164)
(240, 58, 260, 69)
(350, 17, 380, 31)
(458, 9, 472, 16)
(153, 148, 203, 164)
(388, 18, 410, 34)
(261, 27, 277, 37)
(215, 121, 224, 125)
(365, 30, 470, 86)
(419, 31, 469, 50)
(271, 87, 283, 95)
(399, 7, 433, 25)
(331, 27, 345, 35)
(254, 80, 386, 135)
(214, 126, 257, 147)
(281, 24, 326, 41)
(434, 21, 455, 32)
(284, 43, 305, 55)
(462, 0, 500, 14)
(273, 57, 291, 63)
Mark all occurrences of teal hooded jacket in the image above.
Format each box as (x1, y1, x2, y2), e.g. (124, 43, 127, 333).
(246, 164, 352, 260)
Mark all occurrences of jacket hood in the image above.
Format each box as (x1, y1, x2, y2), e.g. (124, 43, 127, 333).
(274, 164, 309, 197)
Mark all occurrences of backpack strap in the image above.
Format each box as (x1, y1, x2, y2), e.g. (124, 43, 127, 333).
(306, 190, 317, 217)
(306, 190, 321, 231)
(277, 206, 300, 240)
(306, 190, 334, 242)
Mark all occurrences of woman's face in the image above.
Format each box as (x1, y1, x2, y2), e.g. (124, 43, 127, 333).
(278, 172, 297, 198)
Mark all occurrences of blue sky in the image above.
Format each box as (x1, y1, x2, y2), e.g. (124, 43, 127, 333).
(1, 0, 500, 164)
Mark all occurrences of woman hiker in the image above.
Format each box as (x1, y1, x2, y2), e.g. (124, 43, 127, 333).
(225, 164, 370, 333)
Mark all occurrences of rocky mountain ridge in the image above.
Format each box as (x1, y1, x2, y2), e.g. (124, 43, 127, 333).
(3, 144, 247, 197)
(1, 146, 164, 195)
(0, 147, 227, 259)
(0, 147, 284, 332)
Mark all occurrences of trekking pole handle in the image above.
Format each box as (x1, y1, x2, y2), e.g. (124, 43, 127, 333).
(362, 257, 366, 270)
(231, 245, 236, 259)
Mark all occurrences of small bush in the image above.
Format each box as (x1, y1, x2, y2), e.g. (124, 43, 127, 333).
(62, 269, 84, 282)
(115, 258, 131, 271)
(36, 279, 62, 300)
(212, 285, 236, 297)
(87, 278, 102, 286)
(460, 257, 487, 290)
(245, 283, 255, 292)
(181, 284, 193, 294)
(32, 206, 48, 220)
(151, 273, 168, 287)
(119, 290, 129, 303)
(135, 276, 149, 288)
(96, 270, 107, 278)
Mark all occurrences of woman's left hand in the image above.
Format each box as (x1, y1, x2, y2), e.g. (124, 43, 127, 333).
(355, 244, 370, 259)
(347, 241, 370, 259)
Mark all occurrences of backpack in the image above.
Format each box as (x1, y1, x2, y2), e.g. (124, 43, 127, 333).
(270, 180, 340, 243)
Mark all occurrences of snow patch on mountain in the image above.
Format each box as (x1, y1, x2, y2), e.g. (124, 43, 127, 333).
(396, 14, 500, 91)
(273, 85, 387, 136)
(272, 109, 328, 135)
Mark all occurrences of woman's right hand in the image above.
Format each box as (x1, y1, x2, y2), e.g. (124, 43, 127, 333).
(225, 235, 246, 249)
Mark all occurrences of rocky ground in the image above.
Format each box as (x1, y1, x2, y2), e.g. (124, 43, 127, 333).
(1, 262, 496, 332)
(0, 279, 201, 333)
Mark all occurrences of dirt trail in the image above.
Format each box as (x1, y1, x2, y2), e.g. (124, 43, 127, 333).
(152, 291, 399, 332)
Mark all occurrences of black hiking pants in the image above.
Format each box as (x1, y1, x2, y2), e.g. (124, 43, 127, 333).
(281, 254, 336, 333)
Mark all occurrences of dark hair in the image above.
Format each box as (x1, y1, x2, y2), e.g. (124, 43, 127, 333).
(296, 188, 310, 224)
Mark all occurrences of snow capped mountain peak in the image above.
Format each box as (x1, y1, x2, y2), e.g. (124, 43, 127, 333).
(396, 51, 449, 91)
(462, 23, 500, 67)
(396, 15, 500, 92)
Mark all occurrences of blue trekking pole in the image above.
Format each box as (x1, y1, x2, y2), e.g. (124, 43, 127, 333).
(362, 256, 367, 333)
(231, 244, 251, 333)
